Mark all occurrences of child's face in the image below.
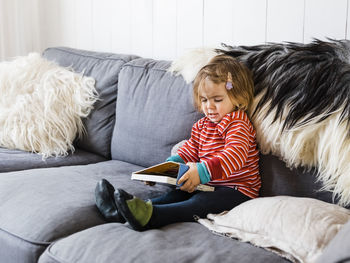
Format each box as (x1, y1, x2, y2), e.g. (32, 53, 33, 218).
(199, 79, 236, 123)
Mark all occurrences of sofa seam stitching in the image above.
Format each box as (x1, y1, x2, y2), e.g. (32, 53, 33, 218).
(0, 227, 51, 246)
(121, 64, 170, 73)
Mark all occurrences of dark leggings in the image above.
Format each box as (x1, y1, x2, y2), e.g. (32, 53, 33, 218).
(148, 187, 250, 228)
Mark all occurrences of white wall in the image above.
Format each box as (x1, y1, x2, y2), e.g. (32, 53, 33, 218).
(0, 0, 41, 60)
(27, 0, 350, 60)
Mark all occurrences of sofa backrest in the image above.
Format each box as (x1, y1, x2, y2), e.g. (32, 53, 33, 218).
(111, 58, 203, 167)
(259, 153, 342, 205)
(43, 47, 139, 159)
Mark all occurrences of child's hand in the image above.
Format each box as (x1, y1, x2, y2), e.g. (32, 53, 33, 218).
(178, 162, 200, 193)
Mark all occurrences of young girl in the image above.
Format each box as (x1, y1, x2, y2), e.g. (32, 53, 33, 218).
(95, 54, 261, 231)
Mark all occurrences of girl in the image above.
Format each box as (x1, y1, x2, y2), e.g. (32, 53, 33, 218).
(95, 54, 261, 231)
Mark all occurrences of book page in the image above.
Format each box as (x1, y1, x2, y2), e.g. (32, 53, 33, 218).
(134, 162, 179, 178)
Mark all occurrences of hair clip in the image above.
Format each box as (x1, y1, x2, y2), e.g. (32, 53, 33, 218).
(226, 72, 233, 90)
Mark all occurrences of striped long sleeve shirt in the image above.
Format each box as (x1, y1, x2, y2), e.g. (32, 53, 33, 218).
(177, 111, 261, 199)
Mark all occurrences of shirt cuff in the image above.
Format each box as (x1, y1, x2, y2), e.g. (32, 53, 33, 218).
(197, 162, 211, 184)
(166, 154, 185, 163)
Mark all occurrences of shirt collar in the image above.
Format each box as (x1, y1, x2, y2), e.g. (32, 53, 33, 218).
(205, 112, 239, 135)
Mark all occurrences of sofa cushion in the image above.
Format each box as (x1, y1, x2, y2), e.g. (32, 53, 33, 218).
(0, 160, 172, 263)
(43, 47, 139, 159)
(198, 196, 350, 263)
(111, 58, 203, 167)
(38, 223, 289, 263)
(0, 147, 106, 173)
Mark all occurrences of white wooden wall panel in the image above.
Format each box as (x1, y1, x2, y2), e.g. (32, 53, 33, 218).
(177, 0, 203, 57)
(60, 0, 77, 48)
(18, 0, 34, 52)
(304, 0, 347, 42)
(266, 0, 304, 43)
(1, 0, 20, 57)
(35, 0, 350, 60)
(92, 0, 113, 52)
(110, 1, 131, 54)
(1, 0, 42, 60)
(203, 0, 234, 48)
(40, 0, 62, 49)
(29, 0, 42, 52)
(130, 0, 153, 58)
(76, 0, 93, 51)
(153, 0, 177, 60)
(232, 0, 267, 46)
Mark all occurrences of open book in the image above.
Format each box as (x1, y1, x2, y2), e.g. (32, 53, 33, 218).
(131, 161, 215, 192)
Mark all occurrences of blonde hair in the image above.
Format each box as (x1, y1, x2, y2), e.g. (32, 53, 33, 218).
(193, 54, 254, 112)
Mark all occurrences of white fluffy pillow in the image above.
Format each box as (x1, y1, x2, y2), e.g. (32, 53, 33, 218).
(0, 53, 98, 158)
(168, 47, 217, 83)
(198, 196, 350, 263)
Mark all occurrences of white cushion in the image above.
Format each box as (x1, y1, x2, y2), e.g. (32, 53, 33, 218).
(198, 196, 350, 263)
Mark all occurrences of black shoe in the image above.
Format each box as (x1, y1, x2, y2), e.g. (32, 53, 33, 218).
(114, 189, 151, 231)
(95, 179, 125, 223)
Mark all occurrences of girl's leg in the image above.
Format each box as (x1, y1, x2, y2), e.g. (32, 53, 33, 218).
(150, 189, 194, 205)
(148, 187, 250, 228)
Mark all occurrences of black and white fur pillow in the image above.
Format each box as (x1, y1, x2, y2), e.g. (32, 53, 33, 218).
(169, 39, 350, 207)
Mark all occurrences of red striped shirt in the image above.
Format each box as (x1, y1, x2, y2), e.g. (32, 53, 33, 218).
(177, 111, 261, 199)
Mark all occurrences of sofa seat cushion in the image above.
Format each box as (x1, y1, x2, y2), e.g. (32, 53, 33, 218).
(43, 47, 139, 159)
(0, 147, 106, 173)
(0, 160, 172, 263)
(38, 223, 289, 263)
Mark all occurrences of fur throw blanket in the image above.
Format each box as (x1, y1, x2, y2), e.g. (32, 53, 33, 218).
(169, 39, 350, 207)
(0, 53, 98, 158)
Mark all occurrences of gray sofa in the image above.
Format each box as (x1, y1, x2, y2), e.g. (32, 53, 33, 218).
(0, 46, 349, 263)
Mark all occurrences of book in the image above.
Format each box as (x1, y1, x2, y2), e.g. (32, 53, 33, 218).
(131, 161, 215, 192)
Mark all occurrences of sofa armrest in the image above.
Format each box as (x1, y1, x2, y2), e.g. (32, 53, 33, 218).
(317, 219, 350, 263)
